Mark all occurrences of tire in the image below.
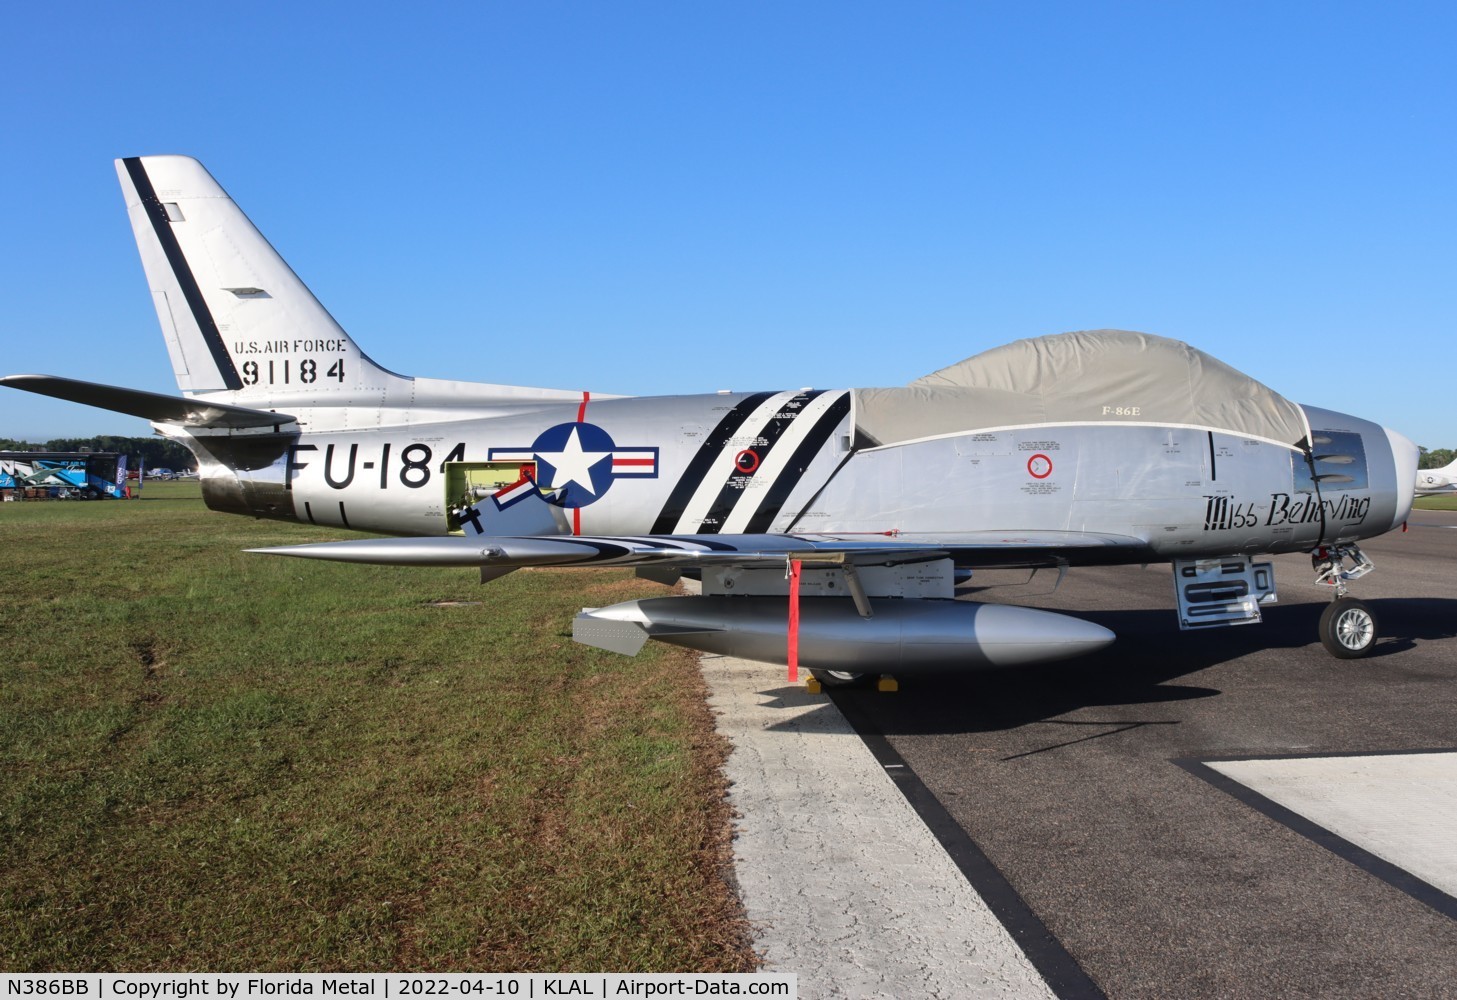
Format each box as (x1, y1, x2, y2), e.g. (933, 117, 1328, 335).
(1319, 598, 1378, 659)
(809, 668, 868, 688)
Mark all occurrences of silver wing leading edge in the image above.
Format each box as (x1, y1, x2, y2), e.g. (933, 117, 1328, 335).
(248, 529, 1153, 573)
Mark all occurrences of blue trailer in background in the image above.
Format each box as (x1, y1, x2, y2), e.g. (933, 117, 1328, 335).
(0, 452, 129, 499)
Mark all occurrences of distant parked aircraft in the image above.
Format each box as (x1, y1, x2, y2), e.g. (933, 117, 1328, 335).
(1416, 458, 1457, 497)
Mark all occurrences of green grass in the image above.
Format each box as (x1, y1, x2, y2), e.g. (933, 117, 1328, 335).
(1413, 494, 1457, 511)
(0, 484, 751, 971)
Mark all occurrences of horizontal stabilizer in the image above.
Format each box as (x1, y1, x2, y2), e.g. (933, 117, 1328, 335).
(0, 375, 295, 428)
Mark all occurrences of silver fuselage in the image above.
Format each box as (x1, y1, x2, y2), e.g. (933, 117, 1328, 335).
(182, 390, 1416, 562)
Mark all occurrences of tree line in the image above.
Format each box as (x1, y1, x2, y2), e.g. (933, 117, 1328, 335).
(1420, 447, 1455, 469)
(0, 436, 197, 471)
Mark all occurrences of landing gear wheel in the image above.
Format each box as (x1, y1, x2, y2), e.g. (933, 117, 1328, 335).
(1319, 597, 1378, 659)
(809, 668, 868, 688)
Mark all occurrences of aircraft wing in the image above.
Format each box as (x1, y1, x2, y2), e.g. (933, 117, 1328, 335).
(249, 529, 1152, 572)
(0, 374, 295, 429)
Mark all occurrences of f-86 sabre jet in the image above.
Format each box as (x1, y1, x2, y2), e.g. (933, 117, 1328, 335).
(2, 156, 1421, 680)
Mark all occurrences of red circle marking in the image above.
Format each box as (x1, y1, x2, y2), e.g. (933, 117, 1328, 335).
(1028, 453, 1053, 479)
(735, 449, 761, 474)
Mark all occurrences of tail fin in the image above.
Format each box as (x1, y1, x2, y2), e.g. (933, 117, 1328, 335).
(116, 156, 405, 400)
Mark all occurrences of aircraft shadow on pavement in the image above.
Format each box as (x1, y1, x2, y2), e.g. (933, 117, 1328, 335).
(1257, 596, 1457, 658)
(1360, 597, 1457, 654)
(756, 596, 1457, 736)
(752, 607, 1222, 736)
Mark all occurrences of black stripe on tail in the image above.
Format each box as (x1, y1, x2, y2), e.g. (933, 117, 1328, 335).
(122, 157, 243, 391)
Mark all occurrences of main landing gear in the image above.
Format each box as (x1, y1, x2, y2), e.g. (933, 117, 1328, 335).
(1311, 544, 1377, 659)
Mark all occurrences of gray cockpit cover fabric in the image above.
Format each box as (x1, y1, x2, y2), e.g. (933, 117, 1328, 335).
(853, 330, 1311, 450)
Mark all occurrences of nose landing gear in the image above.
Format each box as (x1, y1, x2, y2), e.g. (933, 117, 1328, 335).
(1311, 544, 1377, 658)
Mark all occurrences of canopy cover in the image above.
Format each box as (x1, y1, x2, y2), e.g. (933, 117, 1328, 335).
(853, 330, 1311, 450)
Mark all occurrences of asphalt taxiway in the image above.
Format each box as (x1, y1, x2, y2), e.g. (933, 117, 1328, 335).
(702, 653, 1057, 998)
(824, 508, 1457, 999)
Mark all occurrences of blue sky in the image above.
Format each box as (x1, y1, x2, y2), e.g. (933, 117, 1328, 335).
(2, 3, 1453, 449)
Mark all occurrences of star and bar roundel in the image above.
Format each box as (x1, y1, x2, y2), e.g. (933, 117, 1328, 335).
(489, 422, 659, 508)
(486, 389, 852, 528)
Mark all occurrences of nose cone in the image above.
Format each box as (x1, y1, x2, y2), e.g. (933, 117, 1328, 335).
(971, 603, 1116, 667)
(1384, 425, 1420, 528)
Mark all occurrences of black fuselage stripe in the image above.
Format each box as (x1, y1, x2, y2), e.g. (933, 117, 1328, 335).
(744, 392, 851, 534)
(122, 157, 243, 391)
(696, 391, 822, 533)
(649, 392, 776, 534)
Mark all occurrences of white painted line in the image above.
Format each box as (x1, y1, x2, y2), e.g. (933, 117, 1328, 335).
(1208, 752, 1457, 898)
(700, 653, 1055, 999)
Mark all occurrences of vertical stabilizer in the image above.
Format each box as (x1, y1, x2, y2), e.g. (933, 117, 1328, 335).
(116, 155, 408, 400)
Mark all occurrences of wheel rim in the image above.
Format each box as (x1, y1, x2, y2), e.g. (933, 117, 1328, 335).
(1334, 608, 1374, 651)
(823, 670, 861, 682)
